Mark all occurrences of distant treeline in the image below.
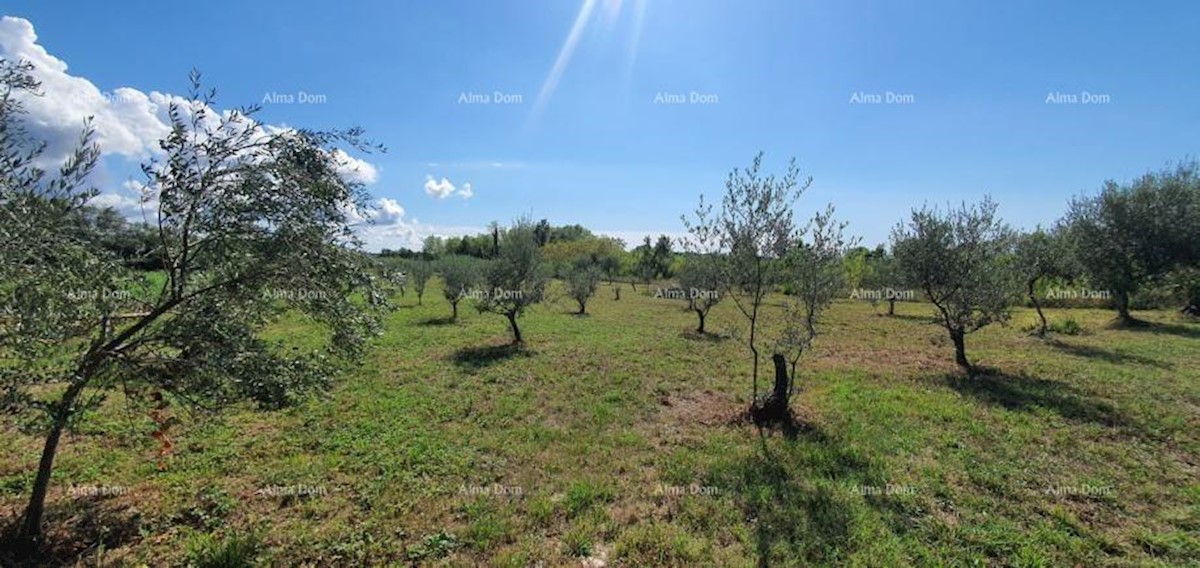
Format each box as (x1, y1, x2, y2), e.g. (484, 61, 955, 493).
(379, 219, 678, 282)
(62, 206, 166, 271)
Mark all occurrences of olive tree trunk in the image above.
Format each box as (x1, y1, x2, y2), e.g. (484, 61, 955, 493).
(20, 377, 89, 546)
(950, 327, 972, 374)
(1029, 279, 1047, 337)
(506, 311, 522, 344)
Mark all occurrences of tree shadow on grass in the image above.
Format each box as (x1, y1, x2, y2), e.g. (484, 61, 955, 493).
(450, 343, 530, 371)
(1115, 319, 1200, 340)
(419, 316, 457, 326)
(938, 371, 1145, 436)
(1046, 338, 1172, 369)
(680, 330, 729, 343)
(889, 313, 938, 324)
(1, 497, 142, 567)
(708, 417, 920, 567)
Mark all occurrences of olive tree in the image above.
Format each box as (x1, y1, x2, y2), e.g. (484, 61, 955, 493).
(675, 254, 724, 334)
(440, 255, 479, 321)
(0, 64, 390, 549)
(566, 258, 602, 315)
(476, 219, 547, 344)
(767, 207, 852, 413)
(1015, 227, 1077, 336)
(409, 260, 433, 305)
(1064, 161, 1200, 324)
(892, 197, 1018, 374)
(865, 249, 906, 316)
(682, 152, 830, 416)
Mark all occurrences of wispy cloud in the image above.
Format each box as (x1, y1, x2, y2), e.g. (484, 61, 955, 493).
(424, 160, 526, 170)
(529, 0, 598, 125)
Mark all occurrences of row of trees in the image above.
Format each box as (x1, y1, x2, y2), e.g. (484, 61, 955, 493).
(391, 154, 1198, 421)
(668, 153, 1200, 423)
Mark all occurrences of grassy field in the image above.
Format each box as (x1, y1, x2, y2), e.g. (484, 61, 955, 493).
(2, 279, 1199, 566)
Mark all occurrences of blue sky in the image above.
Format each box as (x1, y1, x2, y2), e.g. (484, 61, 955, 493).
(2, 0, 1197, 250)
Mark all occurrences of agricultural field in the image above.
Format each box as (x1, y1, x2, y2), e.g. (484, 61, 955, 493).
(3, 281, 1197, 566)
(4, 3, 1200, 566)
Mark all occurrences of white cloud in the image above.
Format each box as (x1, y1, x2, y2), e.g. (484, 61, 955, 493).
(332, 149, 379, 184)
(0, 16, 177, 166)
(423, 175, 456, 198)
(424, 160, 524, 170)
(423, 174, 476, 199)
(373, 198, 406, 224)
(355, 214, 484, 252)
(0, 15, 381, 214)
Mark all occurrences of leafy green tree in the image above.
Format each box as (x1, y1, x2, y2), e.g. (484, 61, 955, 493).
(1064, 161, 1200, 323)
(0, 64, 390, 549)
(65, 205, 166, 270)
(566, 259, 602, 315)
(548, 224, 594, 243)
(676, 254, 724, 334)
(409, 260, 433, 305)
(682, 152, 823, 416)
(652, 235, 674, 278)
(769, 207, 852, 412)
(439, 255, 479, 321)
(1167, 266, 1200, 316)
(597, 243, 624, 284)
(476, 219, 547, 343)
(634, 236, 656, 285)
(422, 235, 446, 259)
(1015, 227, 1077, 336)
(859, 246, 906, 316)
(533, 218, 551, 247)
(892, 197, 1018, 374)
(842, 246, 872, 291)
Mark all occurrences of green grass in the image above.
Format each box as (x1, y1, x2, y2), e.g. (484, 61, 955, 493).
(2, 280, 1198, 566)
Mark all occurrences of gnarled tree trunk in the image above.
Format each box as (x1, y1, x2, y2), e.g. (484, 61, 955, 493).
(950, 327, 972, 374)
(506, 311, 522, 344)
(1115, 289, 1134, 324)
(757, 353, 791, 416)
(1029, 279, 1047, 337)
(20, 377, 89, 547)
